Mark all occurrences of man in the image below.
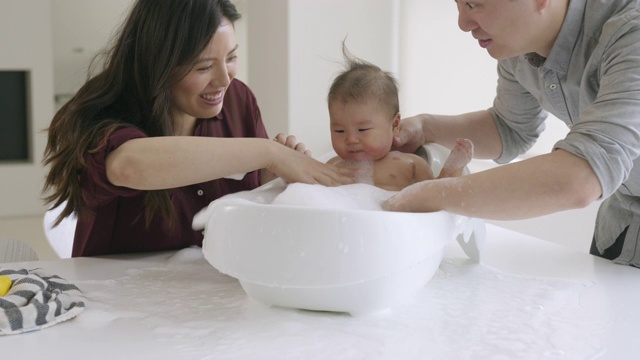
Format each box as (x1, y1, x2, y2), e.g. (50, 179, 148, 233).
(384, 0, 640, 267)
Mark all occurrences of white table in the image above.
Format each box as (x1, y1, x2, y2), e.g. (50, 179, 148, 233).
(1, 224, 638, 360)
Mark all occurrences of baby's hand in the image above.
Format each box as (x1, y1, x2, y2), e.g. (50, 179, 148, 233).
(273, 133, 312, 157)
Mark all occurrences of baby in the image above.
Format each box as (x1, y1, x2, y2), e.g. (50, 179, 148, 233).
(326, 45, 473, 191)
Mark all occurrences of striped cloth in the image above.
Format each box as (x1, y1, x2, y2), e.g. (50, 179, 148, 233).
(0, 268, 86, 335)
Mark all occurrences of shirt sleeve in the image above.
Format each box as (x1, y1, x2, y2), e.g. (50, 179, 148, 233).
(555, 22, 640, 199)
(488, 60, 549, 164)
(80, 126, 146, 209)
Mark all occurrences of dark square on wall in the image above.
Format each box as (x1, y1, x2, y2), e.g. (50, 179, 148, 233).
(0, 71, 30, 162)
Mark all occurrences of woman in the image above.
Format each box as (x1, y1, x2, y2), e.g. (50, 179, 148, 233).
(43, 0, 351, 257)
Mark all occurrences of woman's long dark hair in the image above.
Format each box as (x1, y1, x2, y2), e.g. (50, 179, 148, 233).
(43, 0, 240, 225)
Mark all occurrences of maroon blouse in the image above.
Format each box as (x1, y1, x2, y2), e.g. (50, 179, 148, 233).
(73, 79, 268, 257)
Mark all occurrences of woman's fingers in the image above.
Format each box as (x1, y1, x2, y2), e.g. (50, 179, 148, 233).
(274, 133, 312, 156)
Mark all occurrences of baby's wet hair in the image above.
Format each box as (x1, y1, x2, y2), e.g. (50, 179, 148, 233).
(328, 40, 399, 118)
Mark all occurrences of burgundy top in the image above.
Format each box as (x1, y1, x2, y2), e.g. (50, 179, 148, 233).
(73, 79, 268, 257)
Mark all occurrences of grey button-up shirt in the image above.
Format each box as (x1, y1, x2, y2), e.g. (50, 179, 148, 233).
(487, 0, 640, 266)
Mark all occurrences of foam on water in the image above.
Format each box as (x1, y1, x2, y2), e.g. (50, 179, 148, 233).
(272, 182, 397, 211)
(193, 179, 397, 231)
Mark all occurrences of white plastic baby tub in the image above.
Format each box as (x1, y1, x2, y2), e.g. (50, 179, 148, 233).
(195, 144, 484, 315)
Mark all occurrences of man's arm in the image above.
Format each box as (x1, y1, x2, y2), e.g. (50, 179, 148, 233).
(384, 149, 602, 220)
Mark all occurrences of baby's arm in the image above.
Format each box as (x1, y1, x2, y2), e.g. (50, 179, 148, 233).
(438, 138, 473, 179)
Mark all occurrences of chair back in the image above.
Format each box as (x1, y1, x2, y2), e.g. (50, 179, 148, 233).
(43, 203, 76, 258)
(0, 238, 39, 263)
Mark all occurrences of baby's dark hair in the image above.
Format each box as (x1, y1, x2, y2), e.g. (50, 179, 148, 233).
(327, 41, 399, 118)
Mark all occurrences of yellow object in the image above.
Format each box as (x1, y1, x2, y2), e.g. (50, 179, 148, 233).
(0, 275, 12, 296)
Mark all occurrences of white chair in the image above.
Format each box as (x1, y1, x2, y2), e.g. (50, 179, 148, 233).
(0, 238, 39, 263)
(43, 202, 76, 259)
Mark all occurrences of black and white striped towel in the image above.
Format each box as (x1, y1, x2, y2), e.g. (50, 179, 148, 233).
(0, 268, 86, 335)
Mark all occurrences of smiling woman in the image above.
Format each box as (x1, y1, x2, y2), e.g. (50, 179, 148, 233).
(168, 22, 239, 136)
(41, 0, 352, 258)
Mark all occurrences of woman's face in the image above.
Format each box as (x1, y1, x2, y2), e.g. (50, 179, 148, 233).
(169, 18, 238, 127)
(456, 0, 543, 59)
(329, 100, 400, 162)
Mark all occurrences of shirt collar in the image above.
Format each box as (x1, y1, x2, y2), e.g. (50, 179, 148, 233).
(522, 0, 586, 73)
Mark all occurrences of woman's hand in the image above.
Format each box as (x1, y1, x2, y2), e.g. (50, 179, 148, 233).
(273, 133, 312, 157)
(267, 140, 354, 186)
(261, 133, 313, 184)
(262, 133, 353, 186)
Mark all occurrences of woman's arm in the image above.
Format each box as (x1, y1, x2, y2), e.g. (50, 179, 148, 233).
(106, 136, 352, 190)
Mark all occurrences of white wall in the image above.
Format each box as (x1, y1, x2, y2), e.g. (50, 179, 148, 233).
(52, 0, 134, 97)
(244, 0, 288, 144)
(0, 1, 54, 217)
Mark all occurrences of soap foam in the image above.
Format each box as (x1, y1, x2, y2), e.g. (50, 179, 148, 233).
(272, 183, 397, 211)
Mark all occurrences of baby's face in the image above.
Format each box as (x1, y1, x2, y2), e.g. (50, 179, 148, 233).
(329, 100, 398, 161)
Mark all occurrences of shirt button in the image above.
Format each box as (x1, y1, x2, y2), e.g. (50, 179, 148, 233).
(549, 84, 557, 90)
(197, 189, 204, 196)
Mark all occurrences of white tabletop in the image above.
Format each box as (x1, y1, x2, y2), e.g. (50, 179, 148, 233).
(1, 224, 638, 360)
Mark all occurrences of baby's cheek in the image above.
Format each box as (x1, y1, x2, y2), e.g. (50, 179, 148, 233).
(366, 144, 392, 160)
